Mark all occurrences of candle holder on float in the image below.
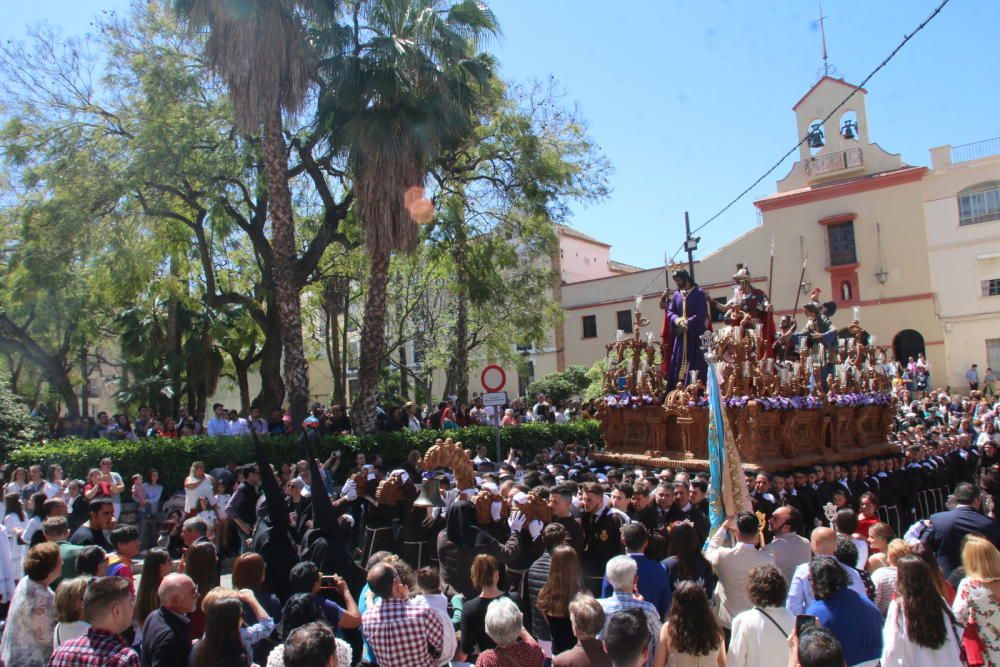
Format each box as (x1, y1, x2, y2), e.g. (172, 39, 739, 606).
(602, 306, 664, 405)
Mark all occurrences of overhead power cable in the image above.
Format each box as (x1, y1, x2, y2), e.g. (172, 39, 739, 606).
(689, 0, 952, 237)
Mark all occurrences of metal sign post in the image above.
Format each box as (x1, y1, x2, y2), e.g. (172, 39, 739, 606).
(481, 368, 507, 463)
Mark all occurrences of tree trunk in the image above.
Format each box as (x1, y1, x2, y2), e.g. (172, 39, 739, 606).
(235, 358, 251, 415)
(446, 213, 470, 403)
(322, 276, 348, 406)
(0, 318, 80, 417)
(262, 104, 310, 427)
(399, 346, 409, 400)
(167, 254, 182, 417)
(353, 248, 390, 434)
(254, 294, 286, 413)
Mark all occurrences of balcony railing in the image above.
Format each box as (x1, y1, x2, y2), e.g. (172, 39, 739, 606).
(804, 146, 864, 178)
(952, 137, 1000, 164)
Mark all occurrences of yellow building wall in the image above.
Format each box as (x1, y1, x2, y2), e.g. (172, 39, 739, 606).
(923, 146, 1000, 386)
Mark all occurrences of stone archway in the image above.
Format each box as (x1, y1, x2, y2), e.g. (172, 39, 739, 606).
(893, 329, 925, 365)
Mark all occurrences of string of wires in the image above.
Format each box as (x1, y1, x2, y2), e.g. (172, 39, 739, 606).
(630, 0, 952, 300)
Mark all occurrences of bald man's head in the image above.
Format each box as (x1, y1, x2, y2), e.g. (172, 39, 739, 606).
(158, 573, 198, 615)
(810, 527, 837, 556)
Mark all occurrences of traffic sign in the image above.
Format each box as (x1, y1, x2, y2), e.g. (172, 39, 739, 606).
(480, 364, 507, 392)
(482, 391, 508, 407)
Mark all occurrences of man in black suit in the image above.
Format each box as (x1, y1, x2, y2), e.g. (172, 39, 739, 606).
(927, 482, 1000, 576)
(141, 573, 198, 667)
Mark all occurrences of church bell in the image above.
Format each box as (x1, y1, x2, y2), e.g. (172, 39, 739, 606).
(413, 476, 446, 508)
(807, 123, 825, 148)
(841, 119, 858, 140)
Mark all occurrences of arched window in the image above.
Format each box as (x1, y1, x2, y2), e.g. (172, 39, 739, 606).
(893, 330, 925, 365)
(958, 181, 1000, 226)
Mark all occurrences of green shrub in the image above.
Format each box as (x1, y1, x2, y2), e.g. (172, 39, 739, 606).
(0, 375, 42, 458)
(9, 420, 602, 496)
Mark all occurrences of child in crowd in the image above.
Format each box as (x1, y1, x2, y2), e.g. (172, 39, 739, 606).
(107, 525, 142, 594)
(415, 566, 459, 665)
(214, 479, 231, 555)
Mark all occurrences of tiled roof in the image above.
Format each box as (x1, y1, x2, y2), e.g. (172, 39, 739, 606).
(555, 224, 611, 247)
(607, 260, 644, 273)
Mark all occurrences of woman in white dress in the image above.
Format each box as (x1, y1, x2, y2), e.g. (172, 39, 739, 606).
(881, 554, 962, 667)
(3, 493, 27, 579)
(183, 461, 215, 515)
(3, 467, 28, 499)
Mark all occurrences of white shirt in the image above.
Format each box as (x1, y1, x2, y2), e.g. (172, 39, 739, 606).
(880, 599, 961, 667)
(414, 593, 457, 667)
(184, 476, 215, 513)
(54, 621, 90, 648)
(762, 532, 812, 584)
(727, 605, 794, 667)
(851, 537, 870, 569)
(227, 418, 250, 436)
(785, 559, 867, 613)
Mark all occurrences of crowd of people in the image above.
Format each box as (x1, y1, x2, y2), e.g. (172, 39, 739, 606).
(39, 393, 597, 441)
(0, 380, 998, 667)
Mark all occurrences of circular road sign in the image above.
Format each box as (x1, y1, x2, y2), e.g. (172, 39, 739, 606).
(480, 365, 507, 392)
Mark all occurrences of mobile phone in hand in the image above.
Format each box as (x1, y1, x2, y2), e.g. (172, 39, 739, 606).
(319, 575, 338, 589)
(795, 614, 818, 636)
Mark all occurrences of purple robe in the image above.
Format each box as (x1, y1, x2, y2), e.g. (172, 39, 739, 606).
(667, 286, 709, 388)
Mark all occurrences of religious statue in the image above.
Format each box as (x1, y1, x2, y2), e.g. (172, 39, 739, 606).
(800, 289, 838, 359)
(725, 265, 776, 358)
(773, 315, 798, 362)
(659, 268, 710, 388)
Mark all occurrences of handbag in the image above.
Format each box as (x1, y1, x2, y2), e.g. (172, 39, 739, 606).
(961, 616, 986, 667)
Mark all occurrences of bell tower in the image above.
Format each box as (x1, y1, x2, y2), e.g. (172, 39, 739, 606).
(793, 77, 870, 165)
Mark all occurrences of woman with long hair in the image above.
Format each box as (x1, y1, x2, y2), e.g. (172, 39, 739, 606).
(881, 554, 962, 665)
(184, 541, 220, 639)
(134, 548, 172, 625)
(21, 492, 47, 546)
(952, 535, 1000, 666)
(158, 416, 179, 438)
(653, 582, 724, 667)
(866, 522, 894, 572)
(189, 588, 252, 667)
(82, 469, 110, 501)
(536, 545, 582, 655)
(908, 541, 955, 604)
(4, 467, 28, 498)
(458, 554, 519, 662)
(663, 522, 716, 599)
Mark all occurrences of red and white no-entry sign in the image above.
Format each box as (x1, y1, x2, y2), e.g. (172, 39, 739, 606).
(480, 364, 507, 392)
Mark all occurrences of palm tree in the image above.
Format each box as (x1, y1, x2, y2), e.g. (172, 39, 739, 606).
(320, 0, 498, 433)
(173, 0, 319, 425)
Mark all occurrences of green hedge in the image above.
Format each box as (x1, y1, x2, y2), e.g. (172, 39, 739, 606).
(9, 421, 602, 496)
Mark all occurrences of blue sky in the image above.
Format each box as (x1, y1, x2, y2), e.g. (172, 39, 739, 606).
(4, 0, 998, 268)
